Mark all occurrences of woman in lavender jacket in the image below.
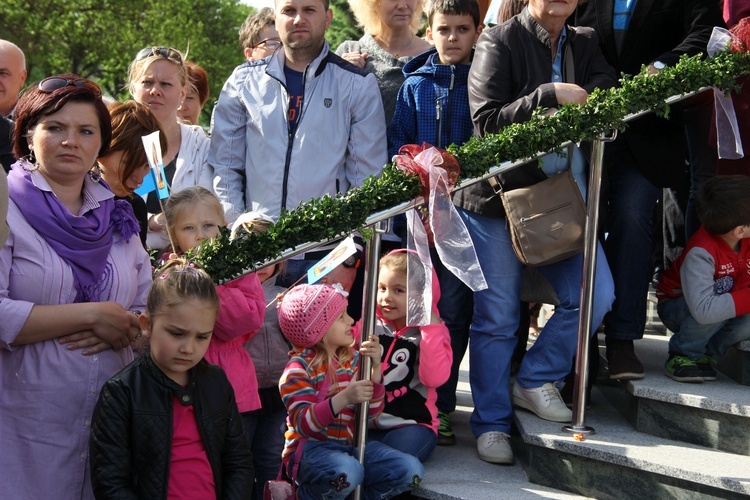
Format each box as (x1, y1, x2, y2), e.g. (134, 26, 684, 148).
(0, 74, 152, 499)
(0, 168, 7, 246)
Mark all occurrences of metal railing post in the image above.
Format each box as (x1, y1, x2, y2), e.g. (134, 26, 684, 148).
(563, 130, 617, 436)
(352, 219, 388, 499)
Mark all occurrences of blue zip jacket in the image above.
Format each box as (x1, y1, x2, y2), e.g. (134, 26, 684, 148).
(387, 48, 474, 159)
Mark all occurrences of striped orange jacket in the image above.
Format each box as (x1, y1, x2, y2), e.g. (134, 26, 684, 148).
(280, 347, 385, 464)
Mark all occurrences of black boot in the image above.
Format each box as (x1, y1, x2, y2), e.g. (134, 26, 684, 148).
(605, 338, 645, 380)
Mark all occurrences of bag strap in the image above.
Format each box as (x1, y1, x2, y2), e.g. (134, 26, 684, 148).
(487, 174, 503, 195)
(564, 40, 574, 85)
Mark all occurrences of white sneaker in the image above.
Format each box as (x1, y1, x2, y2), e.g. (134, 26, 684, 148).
(512, 382, 572, 423)
(476, 431, 513, 464)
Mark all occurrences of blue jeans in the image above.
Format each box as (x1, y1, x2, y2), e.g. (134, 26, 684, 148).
(459, 208, 614, 437)
(431, 247, 473, 415)
(658, 297, 750, 359)
(603, 141, 661, 341)
(368, 425, 437, 462)
(295, 440, 424, 500)
(242, 399, 287, 500)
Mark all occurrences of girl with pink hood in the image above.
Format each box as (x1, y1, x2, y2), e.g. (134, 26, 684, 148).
(357, 249, 452, 462)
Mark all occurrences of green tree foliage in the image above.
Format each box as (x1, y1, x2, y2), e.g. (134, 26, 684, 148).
(327, 0, 362, 50)
(0, 0, 406, 125)
(0, 0, 252, 123)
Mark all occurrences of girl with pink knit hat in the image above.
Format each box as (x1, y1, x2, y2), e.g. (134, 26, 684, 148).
(277, 283, 424, 499)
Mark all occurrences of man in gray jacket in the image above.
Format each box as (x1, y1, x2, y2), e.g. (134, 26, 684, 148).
(210, 0, 387, 225)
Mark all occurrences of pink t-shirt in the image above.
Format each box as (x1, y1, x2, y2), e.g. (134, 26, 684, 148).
(167, 395, 216, 500)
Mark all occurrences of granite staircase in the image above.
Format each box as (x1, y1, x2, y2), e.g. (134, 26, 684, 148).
(411, 334, 750, 499)
(514, 334, 750, 499)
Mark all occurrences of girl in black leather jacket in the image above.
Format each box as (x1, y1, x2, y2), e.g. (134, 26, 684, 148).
(89, 259, 253, 499)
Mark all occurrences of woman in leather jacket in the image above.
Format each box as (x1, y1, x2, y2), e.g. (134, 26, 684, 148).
(455, 0, 617, 464)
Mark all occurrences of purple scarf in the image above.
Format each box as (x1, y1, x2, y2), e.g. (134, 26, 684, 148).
(7, 160, 139, 302)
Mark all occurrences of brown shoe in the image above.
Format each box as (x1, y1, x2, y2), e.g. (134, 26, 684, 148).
(606, 339, 645, 380)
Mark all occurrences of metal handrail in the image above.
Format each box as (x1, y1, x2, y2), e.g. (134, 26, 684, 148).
(351, 219, 387, 499)
(235, 88, 710, 276)
(562, 130, 617, 436)
(247, 88, 710, 495)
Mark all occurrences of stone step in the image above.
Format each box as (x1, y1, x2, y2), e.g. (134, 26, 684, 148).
(717, 340, 750, 386)
(412, 401, 591, 499)
(600, 335, 750, 456)
(410, 329, 750, 499)
(513, 386, 750, 499)
(412, 360, 590, 499)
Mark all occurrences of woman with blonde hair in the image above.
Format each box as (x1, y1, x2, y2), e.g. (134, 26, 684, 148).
(337, 0, 432, 250)
(126, 46, 213, 250)
(336, 0, 432, 125)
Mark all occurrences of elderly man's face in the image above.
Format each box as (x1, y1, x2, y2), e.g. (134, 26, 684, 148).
(0, 44, 27, 116)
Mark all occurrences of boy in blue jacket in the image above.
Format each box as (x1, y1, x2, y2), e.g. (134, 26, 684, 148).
(387, 0, 482, 158)
(387, 0, 482, 448)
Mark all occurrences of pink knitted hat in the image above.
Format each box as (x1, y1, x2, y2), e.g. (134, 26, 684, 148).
(278, 284, 349, 348)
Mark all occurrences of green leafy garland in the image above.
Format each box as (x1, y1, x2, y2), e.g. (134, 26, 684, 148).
(195, 51, 750, 283)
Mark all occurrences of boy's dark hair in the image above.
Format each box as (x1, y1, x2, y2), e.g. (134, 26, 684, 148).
(239, 7, 275, 50)
(427, 0, 481, 28)
(696, 175, 750, 235)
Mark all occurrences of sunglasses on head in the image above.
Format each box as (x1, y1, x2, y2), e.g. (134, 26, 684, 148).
(136, 46, 184, 65)
(37, 77, 102, 98)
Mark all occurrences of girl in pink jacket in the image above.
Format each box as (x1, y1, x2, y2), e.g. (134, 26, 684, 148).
(163, 186, 265, 415)
(356, 249, 452, 462)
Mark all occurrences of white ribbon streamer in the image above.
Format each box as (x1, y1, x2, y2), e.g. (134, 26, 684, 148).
(403, 147, 488, 327)
(406, 209, 434, 327)
(708, 26, 744, 160)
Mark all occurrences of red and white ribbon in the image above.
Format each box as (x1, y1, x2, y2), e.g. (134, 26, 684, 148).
(395, 145, 488, 327)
